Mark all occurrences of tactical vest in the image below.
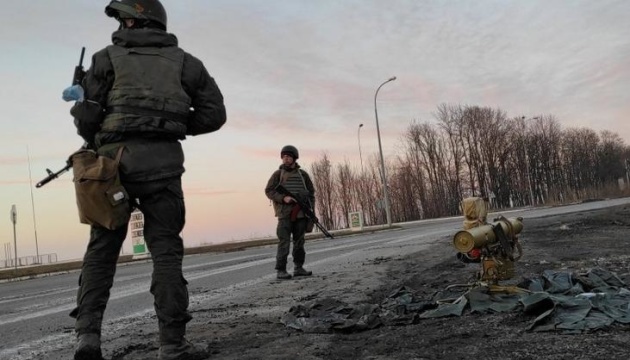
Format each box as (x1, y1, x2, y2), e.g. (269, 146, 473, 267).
(102, 45, 191, 139)
(281, 169, 308, 195)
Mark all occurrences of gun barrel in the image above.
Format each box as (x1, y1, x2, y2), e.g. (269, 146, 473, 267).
(452, 217, 523, 253)
(315, 222, 334, 239)
(36, 176, 55, 188)
(36, 164, 71, 188)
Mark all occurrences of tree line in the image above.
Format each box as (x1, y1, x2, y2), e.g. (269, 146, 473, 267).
(309, 104, 630, 230)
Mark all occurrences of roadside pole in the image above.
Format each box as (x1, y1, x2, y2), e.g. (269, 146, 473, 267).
(10, 204, 18, 273)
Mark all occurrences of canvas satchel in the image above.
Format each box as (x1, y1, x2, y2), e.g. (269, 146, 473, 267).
(70, 147, 130, 230)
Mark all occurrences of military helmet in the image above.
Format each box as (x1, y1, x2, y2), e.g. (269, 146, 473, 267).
(105, 0, 167, 30)
(280, 145, 299, 160)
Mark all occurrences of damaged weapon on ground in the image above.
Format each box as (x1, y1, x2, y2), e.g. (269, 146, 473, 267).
(274, 184, 334, 239)
(452, 197, 524, 284)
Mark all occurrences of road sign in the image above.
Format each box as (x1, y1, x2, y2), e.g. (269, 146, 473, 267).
(349, 211, 363, 230)
(130, 209, 149, 258)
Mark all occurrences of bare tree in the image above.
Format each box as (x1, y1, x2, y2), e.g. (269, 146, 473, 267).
(597, 130, 626, 184)
(561, 127, 599, 200)
(505, 117, 532, 206)
(308, 104, 630, 228)
(527, 116, 563, 204)
(334, 160, 354, 228)
(400, 137, 429, 219)
(389, 157, 422, 221)
(310, 153, 336, 230)
(435, 104, 465, 206)
(351, 167, 371, 226)
(402, 121, 452, 217)
(476, 108, 513, 208)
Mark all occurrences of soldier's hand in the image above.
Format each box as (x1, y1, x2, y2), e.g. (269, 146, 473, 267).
(283, 196, 296, 204)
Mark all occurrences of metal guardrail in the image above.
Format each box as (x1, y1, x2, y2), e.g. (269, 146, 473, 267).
(1, 253, 58, 268)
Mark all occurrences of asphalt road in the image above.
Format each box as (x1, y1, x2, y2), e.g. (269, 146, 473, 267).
(1, 197, 629, 359)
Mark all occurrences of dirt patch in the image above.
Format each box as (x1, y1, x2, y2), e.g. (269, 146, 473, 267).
(106, 204, 630, 360)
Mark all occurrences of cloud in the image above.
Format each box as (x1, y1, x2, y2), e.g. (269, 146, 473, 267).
(2, 0, 630, 260)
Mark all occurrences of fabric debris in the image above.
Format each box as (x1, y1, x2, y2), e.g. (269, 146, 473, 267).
(281, 267, 630, 334)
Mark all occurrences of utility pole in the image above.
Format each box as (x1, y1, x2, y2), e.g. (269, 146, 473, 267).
(358, 123, 364, 171)
(10, 205, 18, 273)
(27, 146, 40, 263)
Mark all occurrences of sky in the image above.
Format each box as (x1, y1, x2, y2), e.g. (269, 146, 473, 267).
(1, 0, 629, 262)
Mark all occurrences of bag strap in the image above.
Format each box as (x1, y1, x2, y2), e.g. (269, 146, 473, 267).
(296, 169, 314, 208)
(113, 146, 125, 165)
(297, 169, 308, 189)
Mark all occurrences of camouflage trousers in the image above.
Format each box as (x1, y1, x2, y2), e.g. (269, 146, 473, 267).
(70, 177, 192, 340)
(275, 217, 308, 271)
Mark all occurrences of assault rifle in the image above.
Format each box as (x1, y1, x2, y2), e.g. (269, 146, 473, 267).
(36, 162, 72, 188)
(36, 47, 87, 188)
(275, 184, 334, 239)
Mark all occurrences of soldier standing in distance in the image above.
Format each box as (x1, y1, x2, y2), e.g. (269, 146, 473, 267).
(63, 1, 226, 359)
(265, 145, 316, 280)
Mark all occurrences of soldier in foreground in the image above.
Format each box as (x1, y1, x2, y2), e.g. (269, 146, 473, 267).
(63, 1, 226, 359)
(265, 145, 316, 280)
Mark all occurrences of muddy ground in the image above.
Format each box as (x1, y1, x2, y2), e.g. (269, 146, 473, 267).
(110, 203, 630, 360)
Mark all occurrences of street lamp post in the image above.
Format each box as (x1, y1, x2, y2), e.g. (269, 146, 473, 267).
(526, 154, 535, 206)
(358, 123, 364, 171)
(374, 76, 396, 227)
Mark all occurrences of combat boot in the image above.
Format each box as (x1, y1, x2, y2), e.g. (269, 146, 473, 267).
(159, 339, 210, 360)
(277, 270, 292, 280)
(159, 325, 210, 360)
(74, 333, 104, 360)
(293, 267, 312, 277)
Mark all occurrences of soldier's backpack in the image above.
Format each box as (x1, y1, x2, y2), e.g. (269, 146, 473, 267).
(70, 147, 130, 230)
